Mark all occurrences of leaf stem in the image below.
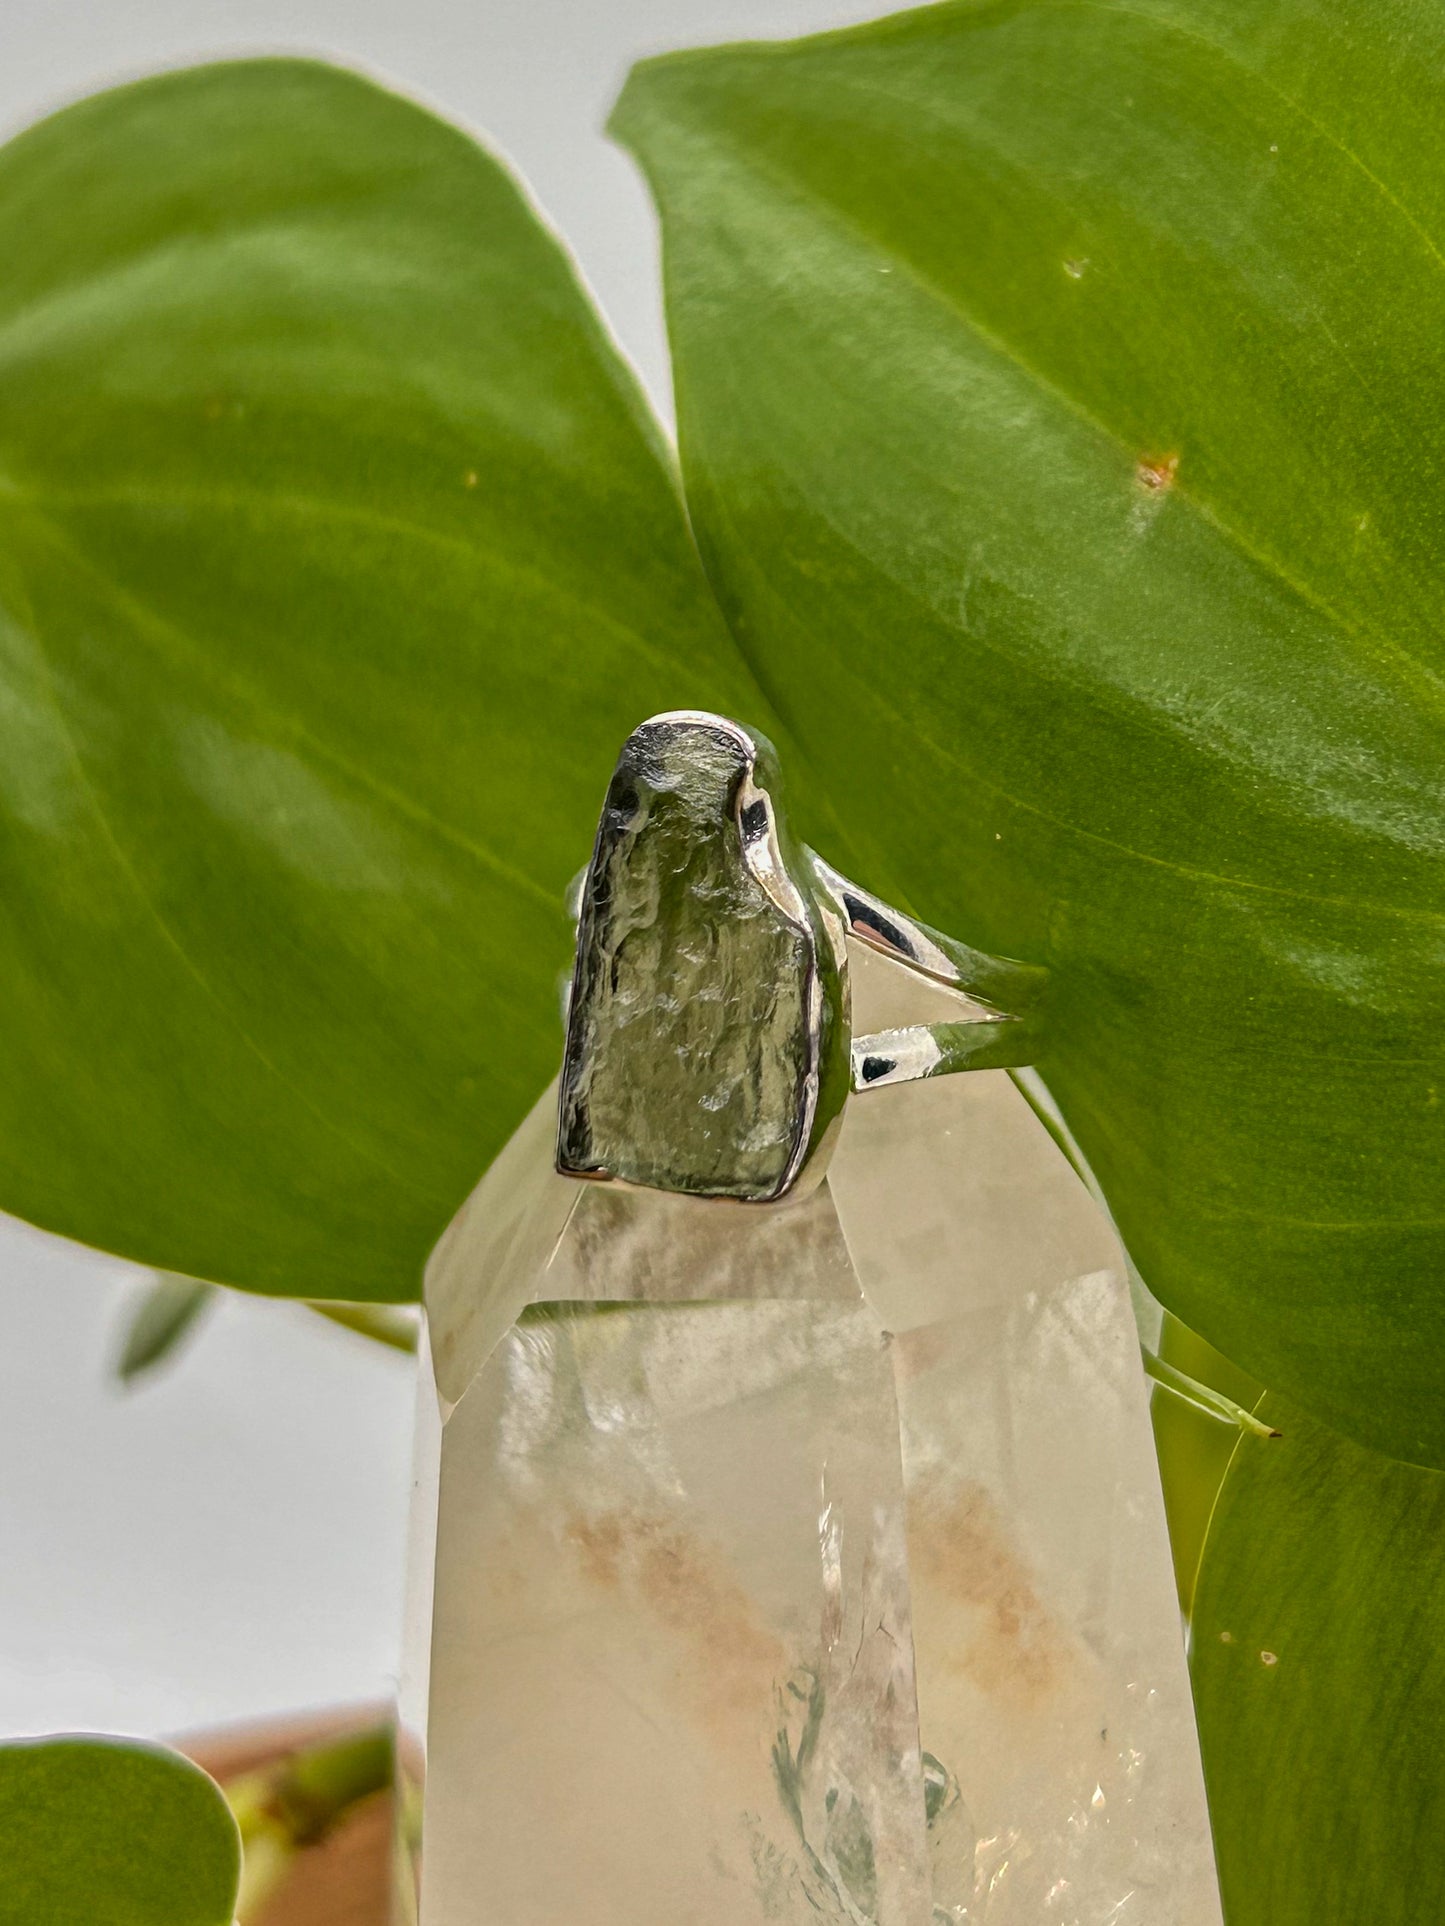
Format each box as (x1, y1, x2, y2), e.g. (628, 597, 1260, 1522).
(224, 1722, 394, 1920)
(1143, 1350, 1281, 1439)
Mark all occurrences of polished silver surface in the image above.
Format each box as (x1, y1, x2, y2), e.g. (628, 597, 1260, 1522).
(558, 712, 1046, 1200)
(808, 853, 1047, 1014)
(851, 1018, 1036, 1090)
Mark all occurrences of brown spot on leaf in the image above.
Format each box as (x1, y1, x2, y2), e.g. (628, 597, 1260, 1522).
(1136, 452, 1179, 491)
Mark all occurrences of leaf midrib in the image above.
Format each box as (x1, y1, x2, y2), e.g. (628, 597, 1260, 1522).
(18, 477, 693, 719)
(3, 500, 559, 909)
(659, 18, 1445, 723)
(1087, 0, 1445, 281)
(0, 478, 692, 919)
(0, 548, 429, 1204)
(691, 318, 1445, 928)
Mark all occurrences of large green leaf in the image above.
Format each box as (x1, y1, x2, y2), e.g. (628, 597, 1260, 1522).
(613, 0, 1445, 1463)
(0, 60, 757, 1300)
(0, 1736, 240, 1925)
(1191, 1394, 1445, 1923)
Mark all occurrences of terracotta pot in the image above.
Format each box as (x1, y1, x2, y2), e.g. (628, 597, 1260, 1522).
(182, 1705, 393, 1926)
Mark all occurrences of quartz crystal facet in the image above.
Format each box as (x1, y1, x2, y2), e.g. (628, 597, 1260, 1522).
(398, 946, 1223, 1926)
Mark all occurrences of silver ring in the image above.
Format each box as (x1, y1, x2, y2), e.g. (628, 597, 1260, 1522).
(556, 712, 1046, 1203)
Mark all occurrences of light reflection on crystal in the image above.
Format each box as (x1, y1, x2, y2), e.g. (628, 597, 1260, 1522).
(403, 951, 1223, 1925)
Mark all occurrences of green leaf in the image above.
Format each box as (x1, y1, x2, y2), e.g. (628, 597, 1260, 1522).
(613, 1, 1445, 1463)
(116, 1274, 416, 1387)
(0, 1735, 240, 1925)
(0, 59, 755, 1302)
(115, 1274, 217, 1382)
(305, 1297, 417, 1352)
(1191, 1395, 1445, 1923)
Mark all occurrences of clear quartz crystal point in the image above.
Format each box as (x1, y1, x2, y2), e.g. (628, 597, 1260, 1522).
(398, 944, 1223, 1926)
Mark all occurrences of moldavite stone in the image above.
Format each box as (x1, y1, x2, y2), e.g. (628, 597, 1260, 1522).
(399, 957, 1222, 1926)
(556, 714, 833, 1202)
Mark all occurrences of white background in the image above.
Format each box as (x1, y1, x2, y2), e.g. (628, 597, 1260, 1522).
(0, 0, 872, 1743)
